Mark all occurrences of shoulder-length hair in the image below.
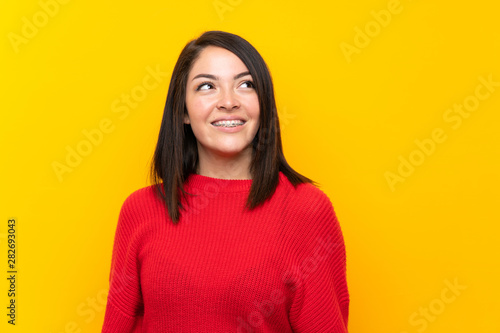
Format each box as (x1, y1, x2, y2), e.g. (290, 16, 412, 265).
(149, 30, 316, 224)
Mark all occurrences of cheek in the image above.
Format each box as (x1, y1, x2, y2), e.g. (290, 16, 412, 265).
(187, 98, 213, 119)
(245, 96, 260, 117)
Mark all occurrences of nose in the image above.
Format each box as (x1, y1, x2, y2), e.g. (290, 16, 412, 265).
(217, 88, 240, 110)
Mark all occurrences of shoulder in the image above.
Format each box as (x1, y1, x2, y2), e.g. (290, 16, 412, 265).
(121, 184, 158, 206)
(297, 182, 332, 207)
(278, 173, 340, 238)
(279, 176, 345, 257)
(280, 173, 336, 217)
(117, 184, 164, 224)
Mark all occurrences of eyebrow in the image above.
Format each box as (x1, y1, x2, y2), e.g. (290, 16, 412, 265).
(191, 71, 251, 81)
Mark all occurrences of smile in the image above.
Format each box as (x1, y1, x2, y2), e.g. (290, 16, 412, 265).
(211, 120, 246, 127)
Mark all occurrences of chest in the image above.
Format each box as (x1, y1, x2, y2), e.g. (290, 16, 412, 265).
(141, 208, 298, 312)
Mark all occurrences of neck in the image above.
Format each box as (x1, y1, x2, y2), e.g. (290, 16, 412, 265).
(196, 146, 253, 180)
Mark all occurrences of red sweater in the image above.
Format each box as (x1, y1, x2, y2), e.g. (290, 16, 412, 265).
(101, 171, 349, 332)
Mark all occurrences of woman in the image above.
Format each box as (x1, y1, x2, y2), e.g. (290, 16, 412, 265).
(102, 30, 349, 332)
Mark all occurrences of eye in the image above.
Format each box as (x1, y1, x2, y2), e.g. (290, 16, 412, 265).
(196, 81, 214, 91)
(241, 80, 255, 88)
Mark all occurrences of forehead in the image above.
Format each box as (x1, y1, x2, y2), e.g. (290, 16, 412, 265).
(188, 46, 249, 78)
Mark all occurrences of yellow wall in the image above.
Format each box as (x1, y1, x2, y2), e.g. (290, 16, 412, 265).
(1, 0, 498, 332)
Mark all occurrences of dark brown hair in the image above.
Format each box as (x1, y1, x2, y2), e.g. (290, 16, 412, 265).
(149, 30, 316, 224)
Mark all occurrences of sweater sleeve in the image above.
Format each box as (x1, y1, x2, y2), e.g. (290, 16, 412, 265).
(288, 190, 350, 333)
(102, 193, 144, 333)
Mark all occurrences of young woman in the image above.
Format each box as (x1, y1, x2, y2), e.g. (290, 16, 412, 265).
(102, 30, 349, 332)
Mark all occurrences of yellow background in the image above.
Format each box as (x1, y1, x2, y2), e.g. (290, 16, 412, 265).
(1, 0, 499, 332)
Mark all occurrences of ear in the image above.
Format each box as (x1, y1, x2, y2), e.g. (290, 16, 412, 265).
(183, 113, 190, 124)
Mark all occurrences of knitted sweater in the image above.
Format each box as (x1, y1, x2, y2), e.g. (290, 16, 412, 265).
(101, 171, 349, 332)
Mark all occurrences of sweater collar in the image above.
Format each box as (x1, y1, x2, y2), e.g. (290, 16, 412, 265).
(184, 171, 285, 193)
(184, 173, 252, 193)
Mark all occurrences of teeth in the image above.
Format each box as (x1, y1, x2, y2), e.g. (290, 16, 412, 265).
(212, 120, 245, 127)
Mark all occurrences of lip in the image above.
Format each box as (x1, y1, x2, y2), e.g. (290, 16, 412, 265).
(211, 116, 247, 123)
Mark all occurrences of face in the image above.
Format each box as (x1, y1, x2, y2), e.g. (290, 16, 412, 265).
(184, 46, 260, 162)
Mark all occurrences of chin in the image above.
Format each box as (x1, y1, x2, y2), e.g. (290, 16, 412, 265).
(215, 149, 245, 157)
(213, 144, 252, 157)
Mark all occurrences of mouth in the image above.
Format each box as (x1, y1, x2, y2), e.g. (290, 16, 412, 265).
(211, 119, 247, 128)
